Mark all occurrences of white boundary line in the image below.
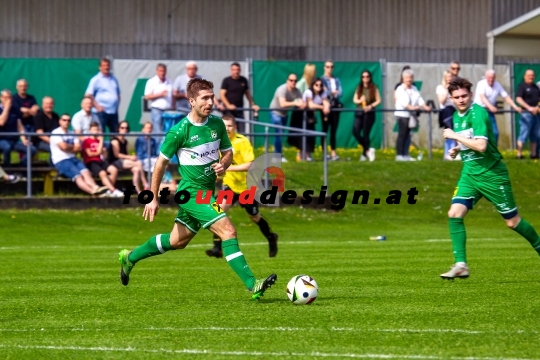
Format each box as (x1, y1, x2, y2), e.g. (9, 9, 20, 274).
(0, 344, 534, 360)
(0, 326, 535, 335)
(0, 238, 519, 251)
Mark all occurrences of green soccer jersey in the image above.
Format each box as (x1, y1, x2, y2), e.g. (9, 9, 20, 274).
(160, 114, 232, 191)
(453, 103, 502, 175)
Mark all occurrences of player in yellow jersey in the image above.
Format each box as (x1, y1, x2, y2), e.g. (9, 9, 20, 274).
(206, 114, 279, 258)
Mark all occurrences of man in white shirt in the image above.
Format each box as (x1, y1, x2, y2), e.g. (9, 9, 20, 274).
(50, 114, 107, 195)
(144, 63, 173, 139)
(72, 96, 101, 141)
(173, 60, 223, 115)
(474, 69, 521, 146)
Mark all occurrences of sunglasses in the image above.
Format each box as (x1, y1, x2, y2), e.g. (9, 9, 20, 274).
(119, 126, 129, 130)
(288, 79, 297, 83)
(313, 83, 322, 87)
(451, 67, 460, 70)
(325, 65, 334, 69)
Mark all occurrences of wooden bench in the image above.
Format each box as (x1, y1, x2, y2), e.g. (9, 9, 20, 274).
(3, 166, 58, 195)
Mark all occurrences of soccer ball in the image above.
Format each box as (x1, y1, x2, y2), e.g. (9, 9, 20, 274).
(286, 275, 318, 305)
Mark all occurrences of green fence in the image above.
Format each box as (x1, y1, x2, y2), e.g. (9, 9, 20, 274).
(0, 58, 98, 117)
(252, 61, 382, 149)
(513, 64, 540, 140)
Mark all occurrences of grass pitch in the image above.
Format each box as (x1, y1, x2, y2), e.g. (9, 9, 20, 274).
(1, 159, 540, 359)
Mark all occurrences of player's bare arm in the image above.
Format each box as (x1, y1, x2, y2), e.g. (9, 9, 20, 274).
(212, 149, 232, 176)
(443, 128, 487, 152)
(143, 155, 169, 222)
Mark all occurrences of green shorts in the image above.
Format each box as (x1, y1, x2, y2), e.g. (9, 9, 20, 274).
(451, 163, 518, 219)
(174, 190, 227, 234)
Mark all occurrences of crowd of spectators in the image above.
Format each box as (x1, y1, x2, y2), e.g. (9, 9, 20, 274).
(1, 57, 540, 191)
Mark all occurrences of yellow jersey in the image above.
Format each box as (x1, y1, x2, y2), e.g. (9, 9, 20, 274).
(223, 133, 255, 194)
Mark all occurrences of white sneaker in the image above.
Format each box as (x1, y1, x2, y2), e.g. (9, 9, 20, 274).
(395, 155, 405, 161)
(443, 155, 453, 161)
(360, 155, 367, 162)
(455, 154, 462, 161)
(407, 156, 417, 162)
(100, 190, 112, 198)
(281, 156, 289, 163)
(440, 262, 469, 280)
(368, 148, 376, 162)
(111, 189, 124, 198)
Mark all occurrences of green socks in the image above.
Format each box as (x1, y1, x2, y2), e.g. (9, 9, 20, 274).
(512, 218, 540, 256)
(128, 234, 174, 264)
(222, 238, 256, 290)
(449, 218, 467, 263)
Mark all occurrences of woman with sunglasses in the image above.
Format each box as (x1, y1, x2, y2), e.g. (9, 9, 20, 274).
(297, 78, 330, 161)
(353, 70, 381, 162)
(108, 121, 149, 192)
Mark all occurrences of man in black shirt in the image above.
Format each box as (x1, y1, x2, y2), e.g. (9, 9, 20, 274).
(33, 96, 60, 153)
(220, 62, 259, 133)
(0, 90, 35, 166)
(12, 79, 39, 134)
(515, 69, 540, 159)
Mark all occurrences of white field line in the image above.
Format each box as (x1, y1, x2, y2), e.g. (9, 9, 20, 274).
(0, 326, 535, 335)
(0, 344, 535, 360)
(0, 238, 515, 251)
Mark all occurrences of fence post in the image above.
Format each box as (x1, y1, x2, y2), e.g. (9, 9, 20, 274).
(322, 136, 328, 191)
(428, 111, 433, 160)
(264, 126, 269, 190)
(146, 136, 152, 188)
(301, 112, 307, 160)
(26, 140, 32, 198)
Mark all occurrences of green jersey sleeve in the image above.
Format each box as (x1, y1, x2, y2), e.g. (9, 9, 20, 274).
(219, 120, 232, 151)
(471, 105, 489, 139)
(160, 126, 184, 160)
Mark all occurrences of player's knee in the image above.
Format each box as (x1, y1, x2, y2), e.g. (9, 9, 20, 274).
(222, 223, 237, 239)
(249, 213, 260, 222)
(505, 217, 520, 229)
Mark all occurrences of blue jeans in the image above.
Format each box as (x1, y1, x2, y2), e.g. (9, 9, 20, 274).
(0, 139, 36, 166)
(97, 112, 119, 133)
(55, 157, 87, 181)
(518, 112, 540, 144)
(488, 112, 499, 146)
(151, 108, 164, 141)
(444, 139, 455, 158)
(271, 112, 287, 154)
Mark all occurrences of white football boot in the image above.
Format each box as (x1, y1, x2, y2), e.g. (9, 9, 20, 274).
(440, 262, 469, 280)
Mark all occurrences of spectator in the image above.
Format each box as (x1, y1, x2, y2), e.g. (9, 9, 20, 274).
(296, 63, 316, 94)
(394, 66, 412, 158)
(173, 61, 223, 114)
(144, 63, 173, 139)
(12, 79, 39, 134)
(474, 69, 521, 147)
(321, 61, 343, 161)
(394, 70, 431, 161)
(220, 62, 260, 133)
(269, 74, 305, 162)
(449, 61, 461, 77)
(299, 78, 330, 161)
(33, 96, 60, 153)
(437, 71, 457, 160)
(352, 70, 381, 162)
(81, 122, 123, 198)
(135, 122, 159, 173)
(0, 165, 20, 183)
(0, 89, 35, 166)
(108, 121, 149, 193)
(72, 96, 101, 141)
(85, 57, 121, 133)
(50, 114, 108, 195)
(515, 69, 540, 159)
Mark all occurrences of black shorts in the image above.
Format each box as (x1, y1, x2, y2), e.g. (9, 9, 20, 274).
(223, 185, 259, 216)
(86, 161, 110, 177)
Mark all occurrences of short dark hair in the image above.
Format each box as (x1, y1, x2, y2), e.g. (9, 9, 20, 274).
(89, 121, 100, 129)
(99, 57, 110, 66)
(157, 63, 167, 70)
(448, 77, 473, 95)
(231, 62, 241, 68)
(187, 78, 214, 99)
(222, 114, 236, 123)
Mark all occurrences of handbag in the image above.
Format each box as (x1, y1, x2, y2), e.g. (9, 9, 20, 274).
(408, 115, 418, 129)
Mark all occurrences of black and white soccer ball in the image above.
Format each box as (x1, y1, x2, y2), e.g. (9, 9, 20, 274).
(286, 275, 318, 305)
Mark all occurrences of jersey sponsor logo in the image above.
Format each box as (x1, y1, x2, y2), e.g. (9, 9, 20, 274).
(453, 187, 459, 197)
(210, 130, 217, 139)
(190, 152, 199, 159)
(211, 201, 224, 213)
(190, 135, 199, 142)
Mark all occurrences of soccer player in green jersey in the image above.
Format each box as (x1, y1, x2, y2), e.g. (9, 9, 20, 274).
(440, 77, 540, 279)
(118, 78, 277, 299)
